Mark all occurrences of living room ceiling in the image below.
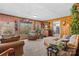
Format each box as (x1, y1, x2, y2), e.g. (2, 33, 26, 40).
(0, 3, 73, 20)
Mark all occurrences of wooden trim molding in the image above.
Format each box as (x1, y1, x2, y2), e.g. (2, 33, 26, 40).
(0, 48, 15, 56)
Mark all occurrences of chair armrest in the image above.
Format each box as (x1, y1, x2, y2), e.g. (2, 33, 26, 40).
(67, 43, 77, 49)
(0, 48, 15, 56)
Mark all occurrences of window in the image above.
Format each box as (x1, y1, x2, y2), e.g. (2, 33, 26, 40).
(0, 21, 15, 35)
(20, 22, 32, 34)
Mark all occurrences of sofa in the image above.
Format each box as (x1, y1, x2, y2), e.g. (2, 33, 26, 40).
(44, 35, 79, 56)
(0, 36, 25, 56)
(1, 35, 20, 43)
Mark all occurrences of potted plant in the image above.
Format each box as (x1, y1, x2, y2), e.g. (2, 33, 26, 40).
(70, 4, 79, 53)
(69, 4, 79, 55)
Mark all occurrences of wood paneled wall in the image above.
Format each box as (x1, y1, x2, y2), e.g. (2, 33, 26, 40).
(47, 16, 72, 37)
(0, 13, 72, 37)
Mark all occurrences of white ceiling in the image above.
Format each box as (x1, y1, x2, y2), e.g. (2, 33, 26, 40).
(0, 3, 73, 20)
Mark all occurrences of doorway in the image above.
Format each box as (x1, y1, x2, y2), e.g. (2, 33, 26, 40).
(52, 21, 60, 37)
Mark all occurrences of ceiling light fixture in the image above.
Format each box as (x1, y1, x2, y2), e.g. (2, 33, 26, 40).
(33, 15, 37, 18)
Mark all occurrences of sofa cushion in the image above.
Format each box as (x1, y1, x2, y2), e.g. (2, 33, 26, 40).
(68, 35, 78, 48)
(69, 35, 76, 44)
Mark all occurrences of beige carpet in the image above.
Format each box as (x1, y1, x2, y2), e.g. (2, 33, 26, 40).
(23, 37, 59, 56)
(23, 38, 47, 56)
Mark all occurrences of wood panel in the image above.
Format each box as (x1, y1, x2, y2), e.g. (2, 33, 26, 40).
(47, 16, 72, 37)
